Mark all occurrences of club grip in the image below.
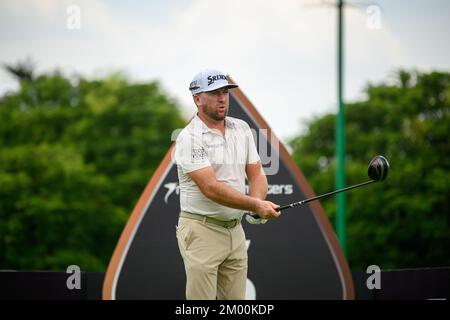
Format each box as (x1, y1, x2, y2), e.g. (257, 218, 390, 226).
(276, 204, 292, 211)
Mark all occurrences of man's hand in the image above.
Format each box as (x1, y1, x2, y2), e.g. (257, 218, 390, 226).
(253, 199, 280, 219)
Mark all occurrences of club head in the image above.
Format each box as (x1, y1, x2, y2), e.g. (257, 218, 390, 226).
(368, 155, 390, 181)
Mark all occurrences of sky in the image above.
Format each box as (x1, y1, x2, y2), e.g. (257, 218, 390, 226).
(0, 0, 449, 143)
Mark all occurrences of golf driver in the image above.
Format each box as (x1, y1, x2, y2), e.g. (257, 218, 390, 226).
(246, 155, 389, 222)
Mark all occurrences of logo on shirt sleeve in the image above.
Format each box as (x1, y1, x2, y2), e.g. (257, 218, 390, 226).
(191, 148, 207, 160)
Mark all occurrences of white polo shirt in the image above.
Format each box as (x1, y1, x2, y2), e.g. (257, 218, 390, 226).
(174, 114, 260, 221)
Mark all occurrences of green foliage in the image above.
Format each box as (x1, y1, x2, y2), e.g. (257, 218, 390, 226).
(289, 70, 450, 270)
(0, 69, 185, 271)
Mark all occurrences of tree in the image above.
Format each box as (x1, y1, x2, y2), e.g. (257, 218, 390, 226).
(289, 70, 450, 270)
(0, 67, 186, 271)
(3, 57, 36, 83)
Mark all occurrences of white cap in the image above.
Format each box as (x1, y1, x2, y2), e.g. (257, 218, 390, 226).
(189, 69, 238, 95)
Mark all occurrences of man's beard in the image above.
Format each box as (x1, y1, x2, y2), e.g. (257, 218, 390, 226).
(202, 103, 228, 121)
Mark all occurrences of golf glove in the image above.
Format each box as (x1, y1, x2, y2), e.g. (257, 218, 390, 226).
(245, 213, 268, 225)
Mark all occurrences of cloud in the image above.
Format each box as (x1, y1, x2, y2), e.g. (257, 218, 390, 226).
(0, 0, 448, 141)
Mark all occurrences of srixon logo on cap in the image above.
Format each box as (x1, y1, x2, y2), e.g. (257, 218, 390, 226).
(207, 74, 227, 86)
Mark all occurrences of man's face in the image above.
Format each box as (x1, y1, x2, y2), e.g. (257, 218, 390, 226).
(195, 88, 229, 121)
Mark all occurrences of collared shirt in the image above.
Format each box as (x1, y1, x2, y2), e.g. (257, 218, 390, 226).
(174, 114, 260, 221)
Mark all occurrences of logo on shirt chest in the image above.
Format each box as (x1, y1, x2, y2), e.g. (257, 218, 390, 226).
(206, 143, 224, 149)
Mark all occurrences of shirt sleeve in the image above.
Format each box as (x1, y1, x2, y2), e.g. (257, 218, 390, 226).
(175, 132, 211, 174)
(245, 124, 261, 164)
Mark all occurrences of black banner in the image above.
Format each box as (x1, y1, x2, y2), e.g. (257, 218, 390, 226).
(103, 79, 354, 299)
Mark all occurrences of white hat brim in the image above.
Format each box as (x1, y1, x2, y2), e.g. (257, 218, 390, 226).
(203, 83, 238, 92)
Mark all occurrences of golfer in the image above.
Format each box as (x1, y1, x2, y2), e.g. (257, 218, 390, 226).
(174, 69, 280, 300)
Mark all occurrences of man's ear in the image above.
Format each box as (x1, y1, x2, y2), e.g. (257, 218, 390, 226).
(193, 94, 201, 108)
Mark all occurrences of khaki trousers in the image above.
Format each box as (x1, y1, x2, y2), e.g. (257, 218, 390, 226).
(176, 215, 247, 300)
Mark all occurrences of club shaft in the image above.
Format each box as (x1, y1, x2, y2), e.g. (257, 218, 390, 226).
(277, 180, 376, 211)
